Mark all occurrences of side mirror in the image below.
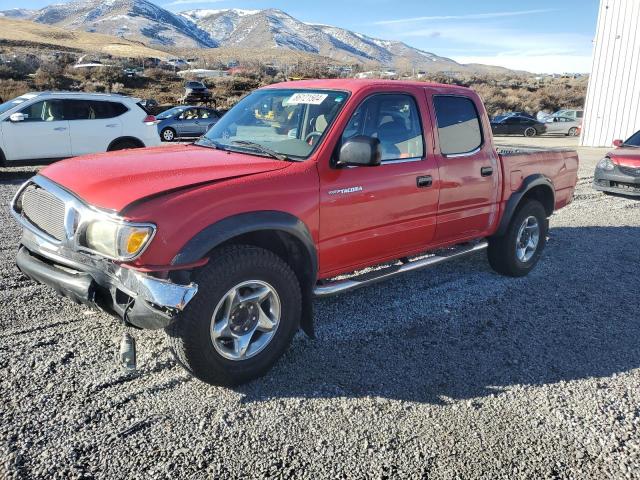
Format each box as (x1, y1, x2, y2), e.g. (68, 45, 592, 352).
(336, 136, 381, 168)
(613, 139, 624, 147)
(9, 112, 25, 122)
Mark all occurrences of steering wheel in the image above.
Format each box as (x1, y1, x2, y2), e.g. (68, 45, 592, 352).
(305, 131, 323, 145)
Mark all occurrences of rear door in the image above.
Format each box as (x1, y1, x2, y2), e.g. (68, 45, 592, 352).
(66, 100, 125, 155)
(318, 90, 440, 276)
(2, 99, 71, 161)
(429, 94, 500, 243)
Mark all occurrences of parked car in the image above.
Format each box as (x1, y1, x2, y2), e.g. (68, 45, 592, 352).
(180, 81, 212, 104)
(544, 116, 581, 136)
(0, 92, 160, 165)
(157, 106, 221, 141)
(593, 130, 640, 196)
(551, 109, 584, 121)
(491, 115, 547, 137)
(503, 111, 536, 120)
(10, 79, 579, 386)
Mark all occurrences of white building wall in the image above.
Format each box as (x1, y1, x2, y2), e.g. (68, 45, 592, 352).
(581, 0, 640, 147)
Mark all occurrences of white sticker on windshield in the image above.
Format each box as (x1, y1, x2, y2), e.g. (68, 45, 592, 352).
(286, 93, 329, 105)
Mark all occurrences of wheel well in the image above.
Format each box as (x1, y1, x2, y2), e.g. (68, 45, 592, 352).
(521, 185, 554, 217)
(217, 230, 315, 289)
(0, 147, 5, 167)
(107, 137, 145, 151)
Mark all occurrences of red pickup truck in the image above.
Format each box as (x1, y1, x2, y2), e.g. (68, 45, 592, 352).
(11, 80, 579, 385)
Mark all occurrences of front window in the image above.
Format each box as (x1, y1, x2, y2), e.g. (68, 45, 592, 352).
(0, 95, 39, 116)
(198, 89, 348, 160)
(623, 130, 640, 147)
(20, 100, 65, 122)
(157, 107, 187, 119)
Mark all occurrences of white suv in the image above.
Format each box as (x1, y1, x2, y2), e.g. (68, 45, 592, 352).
(0, 92, 161, 165)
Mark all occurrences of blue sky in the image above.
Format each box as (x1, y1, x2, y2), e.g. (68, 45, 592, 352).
(8, 0, 600, 73)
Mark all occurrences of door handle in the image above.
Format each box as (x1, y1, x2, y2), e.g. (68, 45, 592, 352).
(481, 166, 493, 177)
(53, 127, 67, 131)
(106, 124, 118, 128)
(417, 175, 432, 188)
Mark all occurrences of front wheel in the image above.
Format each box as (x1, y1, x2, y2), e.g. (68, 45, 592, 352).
(166, 245, 301, 386)
(487, 200, 548, 277)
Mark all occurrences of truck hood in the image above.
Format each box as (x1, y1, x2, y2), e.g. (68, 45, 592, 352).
(40, 145, 290, 212)
(609, 147, 640, 167)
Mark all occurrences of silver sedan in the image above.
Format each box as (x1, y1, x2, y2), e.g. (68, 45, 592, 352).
(544, 116, 581, 136)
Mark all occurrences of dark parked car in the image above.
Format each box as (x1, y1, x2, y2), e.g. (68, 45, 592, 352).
(491, 116, 547, 137)
(157, 106, 221, 141)
(181, 81, 212, 104)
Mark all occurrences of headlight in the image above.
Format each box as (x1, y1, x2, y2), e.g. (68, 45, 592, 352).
(83, 220, 155, 260)
(597, 157, 615, 171)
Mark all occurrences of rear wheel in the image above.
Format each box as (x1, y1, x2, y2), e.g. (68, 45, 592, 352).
(568, 127, 578, 137)
(488, 200, 548, 277)
(166, 245, 302, 386)
(161, 128, 176, 142)
(524, 127, 537, 137)
(109, 139, 142, 151)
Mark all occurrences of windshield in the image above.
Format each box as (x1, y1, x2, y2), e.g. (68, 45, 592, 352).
(0, 95, 35, 116)
(197, 89, 348, 160)
(623, 130, 640, 147)
(157, 107, 187, 119)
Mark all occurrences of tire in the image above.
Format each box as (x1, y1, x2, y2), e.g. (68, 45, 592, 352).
(487, 200, 548, 277)
(161, 128, 176, 142)
(568, 127, 578, 137)
(166, 245, 302, 386)
(109, 139, 142, 151)
(524, 127, 537, 137)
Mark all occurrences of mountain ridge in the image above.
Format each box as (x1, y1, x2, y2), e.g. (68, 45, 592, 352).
(1, 2, 517, 74)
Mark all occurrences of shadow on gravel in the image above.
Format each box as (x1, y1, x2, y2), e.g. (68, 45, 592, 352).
(0, 168, 39, 182)
(238, 226, 640, 405)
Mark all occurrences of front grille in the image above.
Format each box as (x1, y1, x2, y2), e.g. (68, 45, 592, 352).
(618, 165, 640, 177)
(20, 185, 67, 241)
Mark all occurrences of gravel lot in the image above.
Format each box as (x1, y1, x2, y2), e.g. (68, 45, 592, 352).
(1, 137, 639, 479)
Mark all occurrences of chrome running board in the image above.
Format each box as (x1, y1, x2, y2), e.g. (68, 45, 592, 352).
(313, 240, 489, 298)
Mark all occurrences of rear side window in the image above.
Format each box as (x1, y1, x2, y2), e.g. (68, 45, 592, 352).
(433, 96, 482, 155)
(63, 100, 128, 120)
(342, 94, 424, 162)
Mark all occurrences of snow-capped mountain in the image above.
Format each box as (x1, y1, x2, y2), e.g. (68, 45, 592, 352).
(2, 1, 510, 72)
(181, 8, 461, 69)
(6, 0, 217, 48)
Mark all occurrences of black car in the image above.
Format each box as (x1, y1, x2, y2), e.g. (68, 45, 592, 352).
(181, 81, 212, 104)
(491, 116, 547, 137)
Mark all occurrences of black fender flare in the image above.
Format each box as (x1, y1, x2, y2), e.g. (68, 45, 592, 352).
(0, 147, 5, 167)
(495, 174, 555, 236)
(172, 211, 318, 337)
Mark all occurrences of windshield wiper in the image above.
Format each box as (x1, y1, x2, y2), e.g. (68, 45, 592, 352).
(194, 137, 226, 150)
(230, 140, 292, 161)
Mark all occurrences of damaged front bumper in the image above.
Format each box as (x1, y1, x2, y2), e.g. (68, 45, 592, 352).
(593, 167, 640, 196)
(17, 230, 198, 330)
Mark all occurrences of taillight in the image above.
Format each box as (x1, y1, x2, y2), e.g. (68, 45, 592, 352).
(143, 115, 159, 125)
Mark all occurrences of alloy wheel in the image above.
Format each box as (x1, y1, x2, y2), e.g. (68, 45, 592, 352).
(210, 280, 281, 361)
(516, 215, 540, 263)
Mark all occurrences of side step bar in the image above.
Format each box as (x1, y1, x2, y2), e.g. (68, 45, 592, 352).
(313, 240, 488, 298)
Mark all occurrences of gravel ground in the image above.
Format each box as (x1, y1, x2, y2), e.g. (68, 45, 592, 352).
(1, 137, 639, 479)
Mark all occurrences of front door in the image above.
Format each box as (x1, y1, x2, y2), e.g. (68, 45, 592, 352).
(318, 92, 439, 277)
(429, 94, 500, 243)
(2, 99, 71, 161)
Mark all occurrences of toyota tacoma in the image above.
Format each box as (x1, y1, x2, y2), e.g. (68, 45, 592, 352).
(10, 80, 579, 385)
